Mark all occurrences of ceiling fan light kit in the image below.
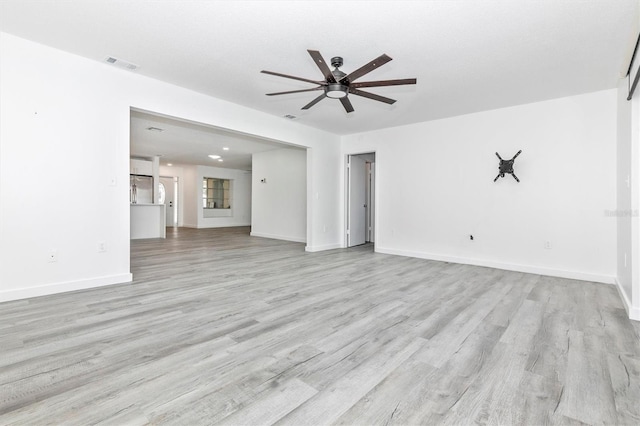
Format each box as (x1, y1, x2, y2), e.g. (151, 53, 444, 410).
(261, 50, 417, 113)
(325, 83, 348, 98)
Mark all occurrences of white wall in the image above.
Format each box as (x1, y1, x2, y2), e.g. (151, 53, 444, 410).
(180, 166, 200, 228)
(306, 145, 342, 251)
(251, 148, 307, 242)
(0, 32, 341, 302)
(342, 89, 617, 284)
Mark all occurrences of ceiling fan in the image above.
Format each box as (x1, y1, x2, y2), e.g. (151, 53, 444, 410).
(261, 50, 417, 113)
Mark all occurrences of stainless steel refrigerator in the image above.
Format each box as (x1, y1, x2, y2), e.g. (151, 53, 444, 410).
(130, 175, 153, 204)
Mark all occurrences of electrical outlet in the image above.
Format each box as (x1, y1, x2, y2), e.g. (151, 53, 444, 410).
(544, 241, 552, 249)
(97, 241, 106, 253)
(48, 250, 58, 263)
(470, 235, 474, 241)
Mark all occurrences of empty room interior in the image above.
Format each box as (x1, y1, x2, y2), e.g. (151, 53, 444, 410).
(3, 1, 640, 424)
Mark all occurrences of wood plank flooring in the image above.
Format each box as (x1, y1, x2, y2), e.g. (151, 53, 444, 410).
(1, 226, 639, 425)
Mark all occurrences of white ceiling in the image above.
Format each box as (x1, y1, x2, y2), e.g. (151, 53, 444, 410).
(130, 110, 297, 170)
(1, 0, 638, 138)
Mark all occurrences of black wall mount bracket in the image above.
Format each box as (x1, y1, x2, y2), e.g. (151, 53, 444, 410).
(494, 150, 522, 182)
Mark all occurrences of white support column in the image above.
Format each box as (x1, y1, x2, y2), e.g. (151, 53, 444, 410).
(152, 155, 160, 204)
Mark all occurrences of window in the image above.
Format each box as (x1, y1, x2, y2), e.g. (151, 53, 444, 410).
(203, 177, 231, 209)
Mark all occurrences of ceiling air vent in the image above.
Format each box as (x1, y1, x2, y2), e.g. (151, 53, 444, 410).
(104, 56, 139, 71)
(284, 114, 297, 120)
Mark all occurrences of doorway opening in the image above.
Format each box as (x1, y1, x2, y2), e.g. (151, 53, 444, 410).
(159, 176, 179, 227)
(129, 108, 308, 245)
(346, 152, 376, 247)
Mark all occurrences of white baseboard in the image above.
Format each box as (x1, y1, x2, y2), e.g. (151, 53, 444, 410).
(182, 224, 250, 229)
(199, 223, 251, 229)
(305, 243, 343, 252)
(0, 273, 133, 303)
(375, 246, 616, 285)
(615, 279, 640, 321)
(250, 231, 306, 243)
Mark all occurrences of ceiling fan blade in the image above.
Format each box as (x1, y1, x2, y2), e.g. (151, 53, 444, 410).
(351, 78, 417, 88)
(350, 88, 396, 105)
(301, 93, 326, 110)
(307, 50, 336, 83)
(341, 54, 392, 83)
(340, 97, 354, 113)
(261, 70, 326, 86)
(266, 87, 324, 96)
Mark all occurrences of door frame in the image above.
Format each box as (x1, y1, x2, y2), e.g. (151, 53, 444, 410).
(160, 175, 179, 227)
(345, 151, 377, 248)
(366, 161, 375, 244)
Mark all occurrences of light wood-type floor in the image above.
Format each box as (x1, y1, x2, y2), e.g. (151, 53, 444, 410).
(1, 226, 640, 425)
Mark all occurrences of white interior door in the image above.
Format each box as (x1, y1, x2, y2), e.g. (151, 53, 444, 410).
(348, 155, 367, 247)
(160, 176, 176, 227)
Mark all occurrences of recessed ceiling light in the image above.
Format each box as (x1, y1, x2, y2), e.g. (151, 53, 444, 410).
(223, 147, 229, 151)
(208, 154, 221, 159)
(167, 163, 173, 166)
(218, 159, 223, 162)
(146, 127, 164, 132)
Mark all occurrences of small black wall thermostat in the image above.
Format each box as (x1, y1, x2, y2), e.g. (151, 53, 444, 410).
(494, 150, 522, 182)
